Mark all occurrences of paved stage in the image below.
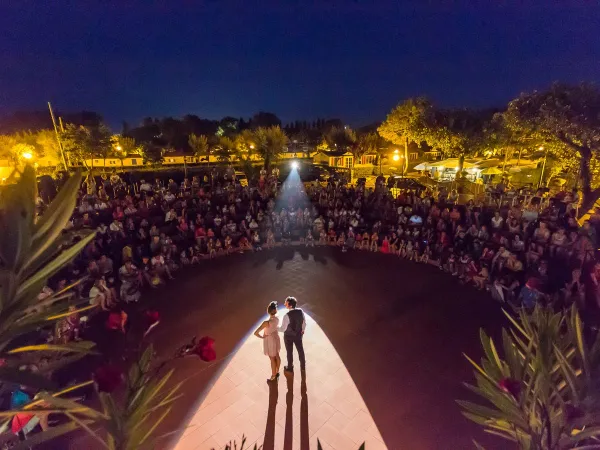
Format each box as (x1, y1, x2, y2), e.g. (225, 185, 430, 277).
(140, 247, 505, 449)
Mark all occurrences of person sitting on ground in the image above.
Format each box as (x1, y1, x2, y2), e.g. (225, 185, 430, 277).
(370, 231, 379, 252)
(151, 252, 174, 281)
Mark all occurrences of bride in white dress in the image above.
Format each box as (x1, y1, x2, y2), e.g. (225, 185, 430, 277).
(254, 301, 281, 382)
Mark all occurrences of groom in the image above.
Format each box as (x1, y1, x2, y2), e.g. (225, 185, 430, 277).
(279, 296, 306, 372)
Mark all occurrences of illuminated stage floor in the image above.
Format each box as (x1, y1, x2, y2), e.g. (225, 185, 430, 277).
(129, 248, 506, 450)
(173, 312, 387, 450)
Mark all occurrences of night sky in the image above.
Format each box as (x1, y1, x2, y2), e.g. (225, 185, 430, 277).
(1, 1, 599, 129)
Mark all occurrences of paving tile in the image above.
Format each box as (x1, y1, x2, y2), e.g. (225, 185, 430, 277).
(172, 311, 388, 449)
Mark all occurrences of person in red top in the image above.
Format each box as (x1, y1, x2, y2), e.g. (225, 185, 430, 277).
(112, 206, 125, 221)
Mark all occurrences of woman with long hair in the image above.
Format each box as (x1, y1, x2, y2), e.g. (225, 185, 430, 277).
(254, 301, 281, 382)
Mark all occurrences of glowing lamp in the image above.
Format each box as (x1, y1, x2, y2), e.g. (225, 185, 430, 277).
(291, 161, 299, 170)
(393, 154, 400, 161)
(21, 152, 33, 160)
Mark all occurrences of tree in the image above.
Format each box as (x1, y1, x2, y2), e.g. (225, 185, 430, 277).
(214, 136, 238, 163)
(504, 83, 600, 213)
(380, 98, 493, 175)
(61, 124, 112, 169)
(253, 126, 288, 171)
(356, 131, 385, 160)
(140, 141, 164, 165)
(188, 134, 210, 162)
(324, 127, 357, 153)
(378, 97, 433, 174)
(250, 112, 281, 129)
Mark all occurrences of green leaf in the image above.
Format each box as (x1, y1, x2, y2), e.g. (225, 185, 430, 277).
(24, 171, 84, 275)
(0, 166, 36, 272)
(8, 340, 96, 355)
(14, 230, 95, 305)
(554, 345, 581, 402)
(463, 353, 498, 386)
(139, 406, 172, 444)
(66, 412, 109, 449)
(39, 393, 105, 420)
(503, 308, 530, 341)
(571, 425, 600, 442)
(480, 329, 505, 378)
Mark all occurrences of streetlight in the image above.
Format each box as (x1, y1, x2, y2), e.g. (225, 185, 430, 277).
(21, 151, 33, 160)
(116, 145, 123, 152)
(393, 154, 400, 161)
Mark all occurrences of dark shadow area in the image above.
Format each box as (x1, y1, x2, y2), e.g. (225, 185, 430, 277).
(300, 371, 309, 450)
(275, 246, 296, 270)
(284, 372, 294, 450)
(309, 248, 328, 265)
(262, 380, 279, 450)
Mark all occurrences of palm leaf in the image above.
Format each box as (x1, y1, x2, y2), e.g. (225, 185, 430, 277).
(8, 341, 96, 355)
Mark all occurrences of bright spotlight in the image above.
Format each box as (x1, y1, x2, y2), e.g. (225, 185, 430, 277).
(393, 154, 400, 161)
(21, 152, 33, 160)
(291, 161, 299, 170)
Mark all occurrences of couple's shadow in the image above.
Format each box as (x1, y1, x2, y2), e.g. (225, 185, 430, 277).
(262, 371, 309, 450)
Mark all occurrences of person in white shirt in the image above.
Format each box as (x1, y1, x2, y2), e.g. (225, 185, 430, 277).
(278, 296, 306, 372)
(139, 180, 153, 193)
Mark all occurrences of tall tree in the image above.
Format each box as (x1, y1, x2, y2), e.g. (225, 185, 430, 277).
(188, 134, 210, 162)
(253, 126, 288, 171)
(140, 140, 164, 165)
(214, 136, 238, 163)
(61, 123, 112, 169)
(356, 131, 385, 160)
(378, 97, 433, 174)
(504, 83, 600, 212)
(324, 127, 357, 153)
(250, 112, 281, 129)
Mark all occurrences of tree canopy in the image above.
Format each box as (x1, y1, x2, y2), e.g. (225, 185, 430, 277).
(253, 126, 288, 170)
(503, 83, 600, 209)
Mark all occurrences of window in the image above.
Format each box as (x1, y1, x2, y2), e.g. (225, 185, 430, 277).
(131, 159, 137, 165)
(345, 157, 352, 168)
(363, 155, 375, 164)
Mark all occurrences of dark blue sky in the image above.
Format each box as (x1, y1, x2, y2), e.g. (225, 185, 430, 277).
(1, 1, 599, 129)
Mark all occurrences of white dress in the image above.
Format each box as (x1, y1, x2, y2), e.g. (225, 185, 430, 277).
(263, 316, 281, 357)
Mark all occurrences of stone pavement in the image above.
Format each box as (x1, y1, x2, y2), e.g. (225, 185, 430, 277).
(173, 311, 386, 450)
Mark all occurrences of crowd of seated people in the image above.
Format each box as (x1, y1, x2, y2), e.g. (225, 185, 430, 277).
(304, 179, 598, 313)
(33, 168, 600, 335)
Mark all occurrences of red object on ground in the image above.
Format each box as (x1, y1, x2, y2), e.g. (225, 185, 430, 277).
(106, 311, 128, 333)
(12, 413, 34, 434)
(194, 336, 217, 362)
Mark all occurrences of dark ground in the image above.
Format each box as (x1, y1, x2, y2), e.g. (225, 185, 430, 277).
(62, 247, 508, 449)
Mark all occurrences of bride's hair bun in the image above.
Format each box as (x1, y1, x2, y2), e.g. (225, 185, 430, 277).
(267, 301, 277, 315)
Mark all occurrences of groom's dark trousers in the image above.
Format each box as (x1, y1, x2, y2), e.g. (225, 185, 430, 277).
(284, 334, 305, 371)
